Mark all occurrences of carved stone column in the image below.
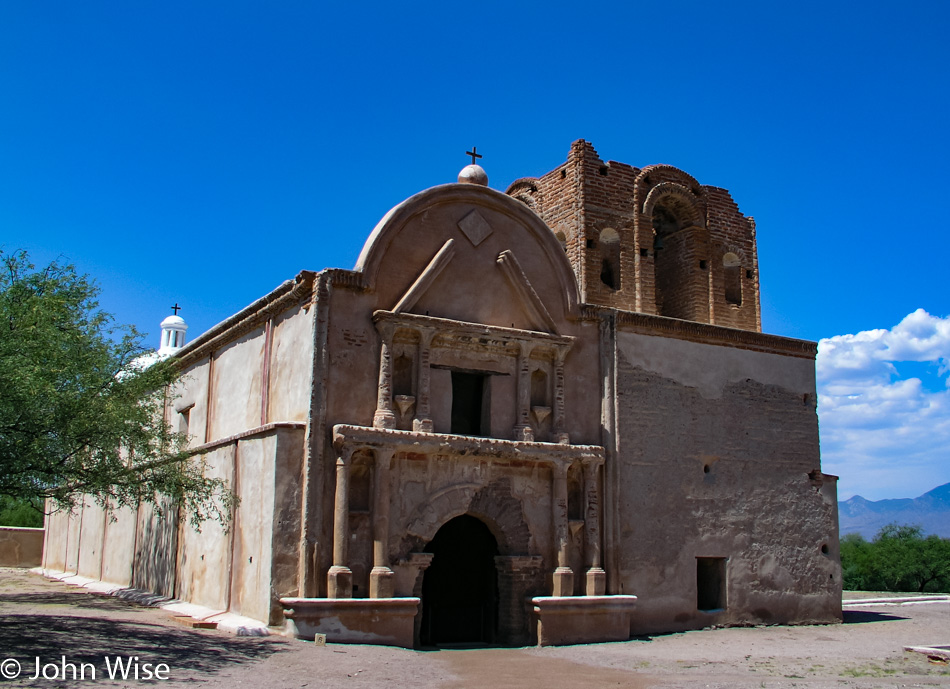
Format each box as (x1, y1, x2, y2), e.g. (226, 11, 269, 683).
(583, 458, 606, 595)
(553, 348, 569, 444)
(370, 449, 395, 598)
(328, 448, 353, 598)
(373, 324, 396, 429)
(513, 342, 534, 442)
(551, 461, 574, 596)
(413, 328, 434, 432)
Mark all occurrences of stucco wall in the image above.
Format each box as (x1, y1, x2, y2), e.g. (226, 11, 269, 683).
(176, 445, 234, 611)
(209, 332, 265, 440)
(100, 504, 137, 586)
(40, 426, 305, 628)
(0, 527, 44, 567)
(172, 301, 313, 449)
(267, 304, 315, 423)
(42, 509, 68, 572)
(613, 329, 840, 633)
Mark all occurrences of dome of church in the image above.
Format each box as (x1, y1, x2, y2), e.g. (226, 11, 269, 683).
(161, 314, 186, 329)
(458, 164, 488, 186)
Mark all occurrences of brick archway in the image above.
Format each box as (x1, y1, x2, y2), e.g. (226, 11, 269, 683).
(399, 477, 532, 558)
(398, 476, 544, 646)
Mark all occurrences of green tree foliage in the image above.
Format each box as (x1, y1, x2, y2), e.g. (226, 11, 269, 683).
(0, 250, 231, 527)
(0, 496, 43, 527)
(841, 524, 950, 593)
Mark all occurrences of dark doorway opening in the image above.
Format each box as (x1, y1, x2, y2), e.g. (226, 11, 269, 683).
(421, 515, 499, 646)
(697, 557, 727, 611)
(451, 371, 487, 436)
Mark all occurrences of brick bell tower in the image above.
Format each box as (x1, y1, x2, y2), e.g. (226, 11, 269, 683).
(506, 140, 761, 332)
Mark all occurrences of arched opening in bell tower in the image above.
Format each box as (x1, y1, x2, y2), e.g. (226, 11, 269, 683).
(652, 199, 695, 320)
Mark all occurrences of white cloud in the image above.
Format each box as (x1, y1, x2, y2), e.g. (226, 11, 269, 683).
(817, 309, 950, 501)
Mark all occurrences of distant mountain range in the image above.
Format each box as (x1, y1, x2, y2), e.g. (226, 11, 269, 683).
(839, 482, 950, 539)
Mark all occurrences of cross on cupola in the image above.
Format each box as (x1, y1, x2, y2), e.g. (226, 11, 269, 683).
(171, 303, 182, 315)
(466, 147, 482, 165)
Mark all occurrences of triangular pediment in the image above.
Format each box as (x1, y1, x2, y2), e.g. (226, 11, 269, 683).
(391, 240, 558, 334)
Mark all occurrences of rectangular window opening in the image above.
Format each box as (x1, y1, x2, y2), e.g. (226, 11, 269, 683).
(177, 405, 194, 436)
(696, 557, 727, 611)
(451, 371, 489, 436)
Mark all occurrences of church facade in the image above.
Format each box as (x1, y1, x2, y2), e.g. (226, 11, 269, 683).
(43, 141, 842, 646)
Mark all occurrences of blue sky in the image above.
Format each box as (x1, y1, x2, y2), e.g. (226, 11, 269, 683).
(2, 2, 948, 501)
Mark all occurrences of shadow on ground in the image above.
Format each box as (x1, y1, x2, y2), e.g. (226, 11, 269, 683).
(0, 591, 146, 612)
(843, 609, 908, 624)
(0, 612, 286, 686)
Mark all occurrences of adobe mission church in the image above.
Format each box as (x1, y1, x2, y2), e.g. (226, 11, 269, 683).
(44, 141, 842, 647)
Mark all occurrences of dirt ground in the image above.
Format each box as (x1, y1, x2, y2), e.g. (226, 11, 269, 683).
(0, 568, 947, 688)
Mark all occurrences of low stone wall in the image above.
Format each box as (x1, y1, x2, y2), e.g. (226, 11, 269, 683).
(0, 527, 44, 567)
(280, 597, 420, 648)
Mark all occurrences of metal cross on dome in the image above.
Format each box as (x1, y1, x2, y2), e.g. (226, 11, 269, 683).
(465, 147, 482, 165)
(171, 303, 182, 315)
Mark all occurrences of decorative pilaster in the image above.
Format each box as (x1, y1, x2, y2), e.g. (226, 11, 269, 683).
(413, 329, 434, 432)
(551, 461, 574, 596)
(370, 449, 395, 598)
(553, 348, 569, 444)
(513, 342, 534, 441)
(328, 449, 353, 598)
(583, 459, 606, 596)
(373, 324, 396, 429)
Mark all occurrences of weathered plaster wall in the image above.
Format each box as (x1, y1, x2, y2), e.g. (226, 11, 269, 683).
(42, 509, 68, 572)
(173, 360, 210, 447)
(41, 426, 304, 628)
(0, 527, 44, 567)
(177, 445, 235, 611)
(616, 330, 815, 400)
(269, 427, 305, 622)
(226, 427, 305, 624)
(77, 498, 106, 580)
(209, 331, 265, 440)
(325, 287, 379, 430)
(99, 504, 137, 586)
(64, 499, 83, 573)
(133, 497, 179, 598)
(613, 329, 840, 633)
(171, 302, 312, 448)
(267, 306, 314, 423)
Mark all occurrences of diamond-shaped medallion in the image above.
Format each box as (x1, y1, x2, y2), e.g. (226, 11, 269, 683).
(457, 209, 493, 247)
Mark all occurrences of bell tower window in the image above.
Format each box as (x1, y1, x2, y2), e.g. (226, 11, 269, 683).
(723, 253, 742, 306)
(598, 228, 621, 290)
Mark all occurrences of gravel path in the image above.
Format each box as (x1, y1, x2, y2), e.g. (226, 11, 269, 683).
(0, 568, 947, 688)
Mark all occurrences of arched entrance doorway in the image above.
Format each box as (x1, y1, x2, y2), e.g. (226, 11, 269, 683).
(420, 514, 499, 646)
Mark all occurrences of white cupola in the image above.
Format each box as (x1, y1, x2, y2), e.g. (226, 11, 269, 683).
(158, 306, 188, 356)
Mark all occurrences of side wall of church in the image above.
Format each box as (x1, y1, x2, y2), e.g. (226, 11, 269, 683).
(43, 299, 313, 627)
(612, 328, 841, 633)
(171, 299, 314, 447)
(42, 426, 304, 626)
